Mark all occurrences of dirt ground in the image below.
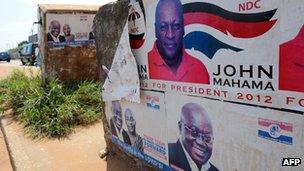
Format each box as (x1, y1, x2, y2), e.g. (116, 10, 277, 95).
(0, 60, 142, 171)
(0, 125, 13, 171)
(1, 113, 136, 171)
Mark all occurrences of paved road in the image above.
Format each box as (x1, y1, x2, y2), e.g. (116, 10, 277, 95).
(0, 59, 39, 79)
(0, 59, 23, 67)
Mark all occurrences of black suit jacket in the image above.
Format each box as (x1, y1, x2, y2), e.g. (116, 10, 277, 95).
(47, 33, 66, 42)
(168, 140, 219, 171)
(109, 118, 131, 145)
(89, 32, 95, 40)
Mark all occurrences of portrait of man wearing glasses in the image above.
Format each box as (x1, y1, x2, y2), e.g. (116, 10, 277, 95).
(168, 103, 218, 171)
(109, 101, 131, 144)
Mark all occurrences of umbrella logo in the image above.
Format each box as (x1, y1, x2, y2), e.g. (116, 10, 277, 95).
(128, 2, 146, 49)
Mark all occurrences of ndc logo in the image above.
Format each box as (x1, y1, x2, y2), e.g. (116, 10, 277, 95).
(146, 95, 160, 110)
(282, 158, 301, 166)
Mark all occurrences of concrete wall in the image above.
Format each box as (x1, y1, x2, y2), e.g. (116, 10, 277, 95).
(38, 6, 99, 83)
(44, 45, 98, 82)
(94, 1, 155, 170)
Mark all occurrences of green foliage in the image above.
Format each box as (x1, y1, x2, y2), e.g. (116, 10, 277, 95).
(6, 40, 28, 53)
(18, 41, 29, 47)
(0, 70, 102, 138)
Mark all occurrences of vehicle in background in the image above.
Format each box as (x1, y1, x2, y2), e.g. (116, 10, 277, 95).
(19, 43, 38, 65)
(0, 52, 11, 62)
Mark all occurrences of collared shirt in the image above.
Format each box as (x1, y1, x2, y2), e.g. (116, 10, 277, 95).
(50, 34, 60, 42)
(279, 25, 304, 92)
(148, 43, 210, 84)
(179, 138, 211, 171)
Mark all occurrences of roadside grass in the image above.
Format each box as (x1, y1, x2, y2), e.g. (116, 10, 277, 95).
(0, 70, 102, 138)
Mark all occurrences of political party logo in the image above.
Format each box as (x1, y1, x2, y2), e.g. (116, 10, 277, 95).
(128, 1, 146, 49)
(182, 2, 277, 59)
(258, 118, 293, 145)
(146, 95, 160, 109)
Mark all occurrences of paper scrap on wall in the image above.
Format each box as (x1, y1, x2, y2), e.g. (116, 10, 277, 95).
(102, 23, 140, 103)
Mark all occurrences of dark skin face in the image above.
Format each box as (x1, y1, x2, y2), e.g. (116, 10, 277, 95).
(63, 24, 71, 36)
(179, 103, 213, 168)
(155, 0, 184, 71)
(50, 20, 61, 37)
(112, 101, 122, 131)
(125, 109, 136, 135)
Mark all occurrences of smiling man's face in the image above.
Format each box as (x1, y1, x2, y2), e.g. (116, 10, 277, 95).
(179, 103, 213, 167)
(112, 101, 122, 131)
(50, 20, 61, 37)
(63, 24, 71, 36)
(155, 0, 184, 62)
(125, 109, 136, 135)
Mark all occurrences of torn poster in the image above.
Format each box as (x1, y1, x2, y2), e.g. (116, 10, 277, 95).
(102, 23, 140, 103)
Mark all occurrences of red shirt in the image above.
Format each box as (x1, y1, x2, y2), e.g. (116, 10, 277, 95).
(279, 25, 304, 92)
(148, 43, 210, 84)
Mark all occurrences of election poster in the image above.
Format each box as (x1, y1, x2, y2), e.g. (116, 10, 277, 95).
(104, 90, 170, 170)
(103, 1, 304, 170)
(165, 93, 304, 171)
(129, 0, 304, 112)
(46, 13, 95, 48)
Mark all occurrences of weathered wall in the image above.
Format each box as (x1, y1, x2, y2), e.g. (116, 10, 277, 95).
(94, 0, 128, 152)
(44, 45, 98, 82)
(39, 8, 99, 83)
(94, 1, 154, 170)
(94, 1, 129, 83)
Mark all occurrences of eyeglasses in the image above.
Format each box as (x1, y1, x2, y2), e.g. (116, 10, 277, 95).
(180, 121, 213, 143)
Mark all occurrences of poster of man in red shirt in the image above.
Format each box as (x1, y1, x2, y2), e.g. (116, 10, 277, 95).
(148, 0, 210, 84)
(279, 24, 304, 92)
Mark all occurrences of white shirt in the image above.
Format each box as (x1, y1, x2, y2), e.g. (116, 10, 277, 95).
(180, 138, 211, 171)
(50, 34, 60, 42)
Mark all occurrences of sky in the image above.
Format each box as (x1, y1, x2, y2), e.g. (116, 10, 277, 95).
(0, 0, 114, 52)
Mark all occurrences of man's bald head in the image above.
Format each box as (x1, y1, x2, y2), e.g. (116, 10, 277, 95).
(180, 103, 212, 131)
(111, 101, 122, 131)
(124, 108, 136, 135)
(154, 0, 185, 68)
(155, 0, 184, 23)
(49, 20, 61, 37)
(179, 103, 213, 168)
(63, 24, 71, 36)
